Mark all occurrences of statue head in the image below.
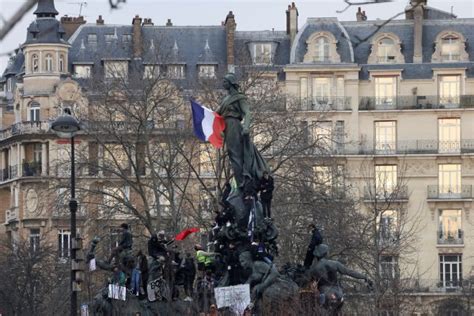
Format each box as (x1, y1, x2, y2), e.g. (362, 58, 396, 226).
(313, 244, 329, 260)
(223, 73, 239, 90)
(239, 251, 254, 270)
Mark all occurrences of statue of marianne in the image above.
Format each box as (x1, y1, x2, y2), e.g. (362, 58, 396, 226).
(217, 73, 268, 191)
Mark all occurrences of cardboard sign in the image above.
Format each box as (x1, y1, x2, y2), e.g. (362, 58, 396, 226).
(214, 284, 250, 315)
(89, 259, 96, 271)
(108, 284, 126, 301)
(80, 304, 89, 316)
(147, 278, 166, 302)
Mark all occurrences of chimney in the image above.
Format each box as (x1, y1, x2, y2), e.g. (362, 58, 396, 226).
(60, 15, 86, 39)
(166, 19, 173, 26)
(96, 15, 104, 25)
(356, 7, 364, 21)
(286, 2, 298, 44)
(143, 18, 154, 26)
(362, 10, 367, 21)
(132, 15, 143, 59)
(412, 1, 424, 63)
(405, 0, 427, 19)
(224, 11, 236, 72)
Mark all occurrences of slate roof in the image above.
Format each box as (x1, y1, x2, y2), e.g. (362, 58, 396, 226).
(23, 18, 68, 46)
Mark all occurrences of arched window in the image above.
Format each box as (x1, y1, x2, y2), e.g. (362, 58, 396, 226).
(441, 35, 460, 61)
(32, 54, 39, 73)
(314, 36, 330, 62)
(377, 37, 396, 63)
(45, 54, 53, 72)
(59, 54, 65, 72)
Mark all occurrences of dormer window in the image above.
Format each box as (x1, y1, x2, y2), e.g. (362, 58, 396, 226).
(314, 37, 330, 62)
(32, 54, 39, 73)
(74, 65, 92, 78)
(377, 38, 396, 63)
(104, 61, 128, 79)
(59, 55, 65, 73)
(304, 32, 341, 63)
(105, 34, 115, 44)
(254, 43, 272, 65)
(45, 54, 53, 72)
(432, 31, 469, 63)
(198, 65, 216, 79)
(441, 35, 460, 62)
(144, 65, 160, 79)
(122, 34, 132, 43)
(167, 65, 185, 79)
(88, 34, 97, 45)
(368, 33, 404, 64)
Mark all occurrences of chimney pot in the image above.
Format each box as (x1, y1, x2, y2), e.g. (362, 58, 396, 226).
(286, 2, 298, 44)
(166, 19, 173, 26)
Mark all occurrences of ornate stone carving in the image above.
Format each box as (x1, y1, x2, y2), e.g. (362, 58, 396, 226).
(367, 33, 405, 64)
(431, 30, 469, 63)
(303, 31, 341, 63)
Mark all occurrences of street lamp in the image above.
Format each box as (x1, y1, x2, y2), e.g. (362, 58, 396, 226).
(51, 108, 81, 316)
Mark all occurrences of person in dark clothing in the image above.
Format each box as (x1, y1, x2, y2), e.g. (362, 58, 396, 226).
(148, 231, 168, 260)
(224, 243, 243, 286)
(183, 253, 196, 299)
(137, 250, 148, 298)
(304, 224, 323, 268)
(109, 223, 133, 264)
(259, 171, 274, 218)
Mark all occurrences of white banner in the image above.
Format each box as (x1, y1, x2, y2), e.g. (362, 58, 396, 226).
(89, 259, 96, 271)
(108, 284, 126, 301)
(214, 284, 251, 315)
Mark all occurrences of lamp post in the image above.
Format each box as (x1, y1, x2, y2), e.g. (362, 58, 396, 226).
(51, 108, 81, 316)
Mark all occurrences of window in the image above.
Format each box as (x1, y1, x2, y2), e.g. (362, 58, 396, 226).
(198, 65, 216, 79)
(103, 186, 130, 211)
(438, 164, 461, 197)
(438, 210, 462, 243)
(122, 34, 132, 43)
(375, 77, 397, 106)
(59, 55, 65, 72)
(375, 121, 396, 154)
(438, 118, 460, 153)
(6, 78, 12, 92)
(439, 75, 460, 106)
(314, 36, 330, 62)
(88, 34, 97, 45)
(167, 65, 185, 79)
(312, 121, 332, 150)
(439, 254, 462, 288)
(58, 229, 71, 258)
(144, 65, 160, 79)
(199, 144, 215, 176)
(379, 210, 398, 244)
(313, 165, 331, 188)
(45, 54, 53, 72)
(375, 165, 397, 196)
(33, 143, 42, 163)
(380, 256, 398, 280)
(104, 61, 128, 79)
(300, 77, 308, 106)
(312, 77, 331, 109)
(32, 54, 39, 73)
(103, 144, 129, 172)
(30, 228, 40, 253)
(29, 102, 40, 122)
(254, 43, 272, 64)
(377, 37, 396, 63)
(105, 34, 115, 43)
(441, 35, 460, 62)
(74, 65, 91, 78)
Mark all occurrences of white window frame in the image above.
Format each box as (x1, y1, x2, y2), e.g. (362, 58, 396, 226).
(74, 65, 92, 78)
(314, 36, 330, 62)
(375, 76, 397, 107)
(438, 118, 460, 153)
(29, 104, 40, 122)
(438, 209, 462, 242)
(377, 38, 396, 63)
(380, 256, 398, 280)
(375, 165, 397, 197)
(378, 210, 398, 243)
(438, 75, 460, 106)
(104, 61, 128, 79)
(58, 229, 71, 259)
(6, 78, 13, 92)
(59, 55, 65, 73)
(167, 65, 185, 79)
(32, 54, 39, 73)
(438, 164, 461, 197)
(375, 121, 396, 154)
(88, 34, 97, 45)
(253, 43, 272, 65)
(441, 35, 461, 62)
(45, 54, 53, 72)
(30, 228, 40, 253)
(198, 65, 216, 79)
(144, 65, 160, 79)
(439, 254, 462, 288)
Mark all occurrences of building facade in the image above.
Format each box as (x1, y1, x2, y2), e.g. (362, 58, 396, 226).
(0, 0, 473, 314)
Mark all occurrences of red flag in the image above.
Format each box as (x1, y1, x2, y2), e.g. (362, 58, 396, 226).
(175, 227, 200, 241)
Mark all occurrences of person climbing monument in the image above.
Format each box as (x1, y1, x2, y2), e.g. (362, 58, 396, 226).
(304, 223, 323, 268)
(258, 171, 274, 218)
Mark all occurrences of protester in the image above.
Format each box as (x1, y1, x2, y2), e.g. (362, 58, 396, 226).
(148, 231, 168, 260)
(250, 237, 273, 265)
(195, 244, 216, 276)
(304, 224, 323, 268)
(130, 252, 142, 296)
(259, 171, 274, 218)
(137, 250, 148, 298)
(109, 223, 133, 264)
(223, 243, 242, 286)
(183, 252, 196, 300)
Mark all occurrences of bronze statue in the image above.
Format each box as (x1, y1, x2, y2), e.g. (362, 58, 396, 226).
(217, 73, 268, 191)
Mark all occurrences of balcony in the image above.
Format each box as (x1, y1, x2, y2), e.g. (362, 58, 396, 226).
(299, 97, 351, 111)
(0, 165, 17, 182)
(5, 207, 19, 224)
(22, 161, 42, 177)
(427, 185, 472, 200)
(0, 121, 50, 141)
(343, 140, 474, 155)
(437, 230, 463, 245)
(359, 95, 474, 111)
(402, 278, 469, 294)
(363, 186, 409, 202)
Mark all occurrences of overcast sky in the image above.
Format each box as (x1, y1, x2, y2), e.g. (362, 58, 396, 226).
(0, 0, 473, 71)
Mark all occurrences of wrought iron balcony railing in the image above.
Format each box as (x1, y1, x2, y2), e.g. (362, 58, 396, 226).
(22, 161, 42, 177)
(437, 230, 463, 245)
(299, 97, 351, 111)
(401, 278, 468, 293)
(5, 206, 19, 224)
(359, 95, 474, 111)
(427, 185, 472, 199)
(343, 140, 474, 155)
(0, 121, 50, 141)
(363, 186, 409, 201)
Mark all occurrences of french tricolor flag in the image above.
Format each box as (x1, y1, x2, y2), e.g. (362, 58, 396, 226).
(191, 100, 226, 149)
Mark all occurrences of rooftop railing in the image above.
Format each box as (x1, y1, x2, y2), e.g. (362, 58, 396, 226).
(0, 121, 50, 141)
